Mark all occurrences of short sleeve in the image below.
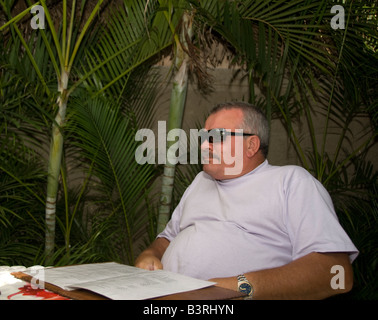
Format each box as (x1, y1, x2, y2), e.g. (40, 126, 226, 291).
(157, 202, 183, 241)
(284, 168, 359, 263)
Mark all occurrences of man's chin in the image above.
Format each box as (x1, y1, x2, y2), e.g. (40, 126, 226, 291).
(202, 163, 213, 174)
(203, 164, 222, 179)
(203, 163, 243, 180)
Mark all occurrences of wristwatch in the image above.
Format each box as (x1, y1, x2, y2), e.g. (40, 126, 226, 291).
(237, 274, 254, 299)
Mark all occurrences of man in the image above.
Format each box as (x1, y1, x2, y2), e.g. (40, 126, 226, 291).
(135, 102, 358, 299)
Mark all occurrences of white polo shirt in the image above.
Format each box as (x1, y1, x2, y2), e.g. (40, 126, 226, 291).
(158, 160, 358, 280)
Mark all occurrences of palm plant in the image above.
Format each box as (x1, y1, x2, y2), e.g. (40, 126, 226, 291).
(0, 139, 45, 265)
(1, 0, 173, 264)
(65, 90, 160, 264)
(0, 25, 48, 265)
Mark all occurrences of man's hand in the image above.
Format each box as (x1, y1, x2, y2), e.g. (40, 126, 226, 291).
(134, 237, 170, 271)
(135, 253, 163, 271)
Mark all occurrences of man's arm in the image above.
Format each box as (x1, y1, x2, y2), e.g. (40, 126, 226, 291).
(134, 237, 170, 270)
(209, 252, 353, 300)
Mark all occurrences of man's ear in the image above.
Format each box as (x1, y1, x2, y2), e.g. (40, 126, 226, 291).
(246, 135, 260, 158)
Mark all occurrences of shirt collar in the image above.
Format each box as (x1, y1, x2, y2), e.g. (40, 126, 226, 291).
(217, 159, 269, 183)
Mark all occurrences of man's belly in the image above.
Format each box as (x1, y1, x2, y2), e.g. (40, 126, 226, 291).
(161, 221, 291, 280)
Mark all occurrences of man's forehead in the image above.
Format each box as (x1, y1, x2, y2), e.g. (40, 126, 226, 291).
(204, 108, 244, 130)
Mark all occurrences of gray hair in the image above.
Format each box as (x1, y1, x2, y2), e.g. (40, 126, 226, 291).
(209, 101, 270, 158)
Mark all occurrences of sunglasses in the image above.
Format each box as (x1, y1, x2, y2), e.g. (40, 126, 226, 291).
(199, 128, 256, 144)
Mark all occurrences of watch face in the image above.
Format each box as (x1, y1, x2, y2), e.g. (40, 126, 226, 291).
(239, 282, 252, 294)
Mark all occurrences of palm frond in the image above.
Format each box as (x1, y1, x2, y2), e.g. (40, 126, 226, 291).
(67, 93, 158, 264)
(77, 0, 173, 98)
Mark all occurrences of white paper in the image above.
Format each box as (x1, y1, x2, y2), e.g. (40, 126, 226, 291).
(25, 262, 214, 300)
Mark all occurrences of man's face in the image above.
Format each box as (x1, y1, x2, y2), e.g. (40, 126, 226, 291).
(201, 108, 249, 180)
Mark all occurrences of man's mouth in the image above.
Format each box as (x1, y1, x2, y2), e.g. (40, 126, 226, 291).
(201, 152, 221, 164)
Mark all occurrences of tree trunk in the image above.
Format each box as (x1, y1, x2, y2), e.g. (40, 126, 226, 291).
(45, 70, 69, 264)
(157, 12, 193, 234)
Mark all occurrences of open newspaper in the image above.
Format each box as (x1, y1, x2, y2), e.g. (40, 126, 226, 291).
(23, 262, 214, 300)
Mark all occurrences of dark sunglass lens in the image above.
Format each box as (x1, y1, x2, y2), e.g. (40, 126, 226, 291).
(210, 129, 223, 143)
(199, 130, 208, 143)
